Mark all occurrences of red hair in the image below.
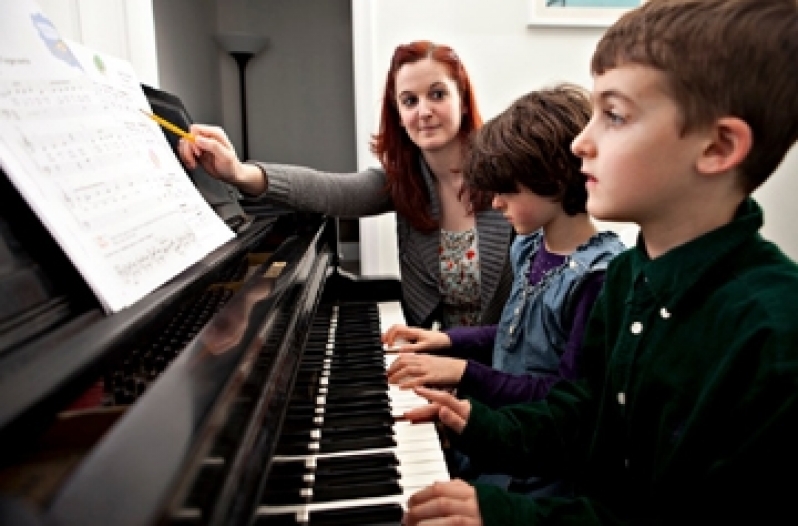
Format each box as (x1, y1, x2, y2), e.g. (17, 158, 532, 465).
(370, 41, 486, 232)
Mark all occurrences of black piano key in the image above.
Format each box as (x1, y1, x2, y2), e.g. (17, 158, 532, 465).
(261, 487, 312, 506)
(262, 478, 403, 506)
(318, 434, 396, 453)
(266, 465, 400, 489)
(286, 412, 393, 428)
(314, 465, 400, 486)
(305, 387, 389, 401)
(286, 401, 390, 417)
(300, 358, 386, 370)
(280, 421, 393, 439)
(274, 434, 395, 456)
(307, 504, 404, 526)
(267, 457, 399, 479)
(311, 480, 402, 503)
(267, 460, 307, 477)
(316, 452, 399, 471)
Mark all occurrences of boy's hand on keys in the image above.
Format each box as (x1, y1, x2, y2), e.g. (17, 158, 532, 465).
(404, 479, 482, 526)
(411, 386, 471, 434)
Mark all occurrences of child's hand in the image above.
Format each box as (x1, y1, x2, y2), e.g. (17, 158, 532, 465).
(387, 354, 466, 388)
(413, 386, 471, 434)
(403, 479, 482, 526)
(381, 324, 451, 353)
(401, 402, 440, 423)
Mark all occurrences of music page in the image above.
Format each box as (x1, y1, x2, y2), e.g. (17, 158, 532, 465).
(0, 0, 234, 313)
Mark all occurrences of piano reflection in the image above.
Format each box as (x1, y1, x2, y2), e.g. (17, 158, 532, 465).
(0, 87, 450, 525)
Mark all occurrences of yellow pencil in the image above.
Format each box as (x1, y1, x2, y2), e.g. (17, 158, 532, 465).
(141, 109, 196, 142)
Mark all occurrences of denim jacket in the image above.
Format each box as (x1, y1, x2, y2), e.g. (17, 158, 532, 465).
(493, 230, 625, 375)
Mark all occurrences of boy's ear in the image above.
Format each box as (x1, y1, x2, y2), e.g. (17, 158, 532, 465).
(696, 117, 752, 175)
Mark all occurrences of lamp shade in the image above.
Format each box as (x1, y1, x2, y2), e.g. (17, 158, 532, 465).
(215, 32, 268, 55)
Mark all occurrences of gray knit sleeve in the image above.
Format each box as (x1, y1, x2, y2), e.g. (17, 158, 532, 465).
(248, 162, 394, 218)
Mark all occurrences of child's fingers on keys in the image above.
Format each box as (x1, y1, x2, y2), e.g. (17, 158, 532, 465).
(438, 405, 467, 434)
(414, 385, 458, 405)
(401, 403, 439, 423)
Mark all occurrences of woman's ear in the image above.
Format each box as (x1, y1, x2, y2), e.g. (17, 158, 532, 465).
(696, 117, 752, 175)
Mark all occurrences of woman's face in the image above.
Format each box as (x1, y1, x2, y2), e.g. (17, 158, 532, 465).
(394, 58, 464, 154)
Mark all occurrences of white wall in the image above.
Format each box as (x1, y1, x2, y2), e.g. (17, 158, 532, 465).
(353, 0, 798, 275)
(37, 0, 159, 86)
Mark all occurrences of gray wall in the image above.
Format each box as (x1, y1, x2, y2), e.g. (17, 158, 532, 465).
(153, 0, 223, 125)
(218, 0, 357, 171)
(151, 0, 356, 173)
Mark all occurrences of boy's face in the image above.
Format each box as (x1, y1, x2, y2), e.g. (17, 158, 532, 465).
(491, 185, 561, 235)
(572, 64, 707, 226)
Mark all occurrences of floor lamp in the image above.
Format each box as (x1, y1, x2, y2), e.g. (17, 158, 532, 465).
(215, 33, 268, 161)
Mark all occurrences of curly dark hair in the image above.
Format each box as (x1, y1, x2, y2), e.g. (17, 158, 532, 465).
(464, 83, 591, 216)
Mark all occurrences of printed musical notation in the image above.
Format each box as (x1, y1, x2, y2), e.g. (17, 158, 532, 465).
(0, 0, 234, 312)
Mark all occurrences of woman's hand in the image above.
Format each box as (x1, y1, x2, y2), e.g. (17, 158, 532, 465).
(177, 124, 241, 182)
(382, 324, 451, 353)
(403, 479, 483, 526)
(387, 354, 466, 388)
(177, 124, 267, 195)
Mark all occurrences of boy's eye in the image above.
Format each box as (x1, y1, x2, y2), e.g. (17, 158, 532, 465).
(604, 110, 625, 125)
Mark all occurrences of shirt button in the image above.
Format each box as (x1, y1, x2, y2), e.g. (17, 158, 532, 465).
(660, 307, 671, 319)
(509, 325, 515, 335)
(617, 392, 626, 405)
(569, 260, 578, 269)
(630, 321, 643, 334)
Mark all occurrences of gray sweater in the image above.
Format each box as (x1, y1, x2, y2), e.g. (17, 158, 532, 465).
(252, 161, 514, 328)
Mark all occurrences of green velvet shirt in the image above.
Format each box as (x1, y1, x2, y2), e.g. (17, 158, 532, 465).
(456, 198, 798, 525)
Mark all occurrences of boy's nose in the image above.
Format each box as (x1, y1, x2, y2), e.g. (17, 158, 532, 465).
(571, 128, 593, 158)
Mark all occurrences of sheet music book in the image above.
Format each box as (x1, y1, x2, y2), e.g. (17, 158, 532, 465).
(0, 0, 235, 313)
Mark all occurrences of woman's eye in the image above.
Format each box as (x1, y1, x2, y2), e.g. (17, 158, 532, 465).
(400, 96, 417, 108)
(430, 89, 446, 100)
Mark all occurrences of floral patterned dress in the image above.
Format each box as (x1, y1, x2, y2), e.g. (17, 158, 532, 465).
(439, 227, 481, 328)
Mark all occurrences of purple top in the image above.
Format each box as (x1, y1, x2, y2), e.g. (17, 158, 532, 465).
(443, 245, 606, 407)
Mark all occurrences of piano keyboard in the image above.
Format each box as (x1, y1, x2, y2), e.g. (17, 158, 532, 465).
(256, 301, 450, 525)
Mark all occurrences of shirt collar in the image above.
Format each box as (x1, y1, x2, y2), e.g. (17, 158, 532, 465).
(627, 198, 763, 308)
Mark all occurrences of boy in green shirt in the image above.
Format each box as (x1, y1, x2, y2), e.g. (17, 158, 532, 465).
(402, 0, 798, 524)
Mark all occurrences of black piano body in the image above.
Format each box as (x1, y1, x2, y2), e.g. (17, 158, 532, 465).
(0, 162, 406, 525)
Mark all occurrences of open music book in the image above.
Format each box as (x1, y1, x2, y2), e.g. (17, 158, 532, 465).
(0, 0, 234, 313)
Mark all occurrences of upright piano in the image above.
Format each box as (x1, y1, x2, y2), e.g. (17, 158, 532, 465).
(0, 97, 450, 525)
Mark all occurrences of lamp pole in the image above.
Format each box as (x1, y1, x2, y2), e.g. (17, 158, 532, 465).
(230, 51, 254, 161)
(215, 33, 268, 162)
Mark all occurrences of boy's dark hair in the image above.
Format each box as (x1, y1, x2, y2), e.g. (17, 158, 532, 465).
(592, 0, 798, 194)
(464, 83, 591, 216)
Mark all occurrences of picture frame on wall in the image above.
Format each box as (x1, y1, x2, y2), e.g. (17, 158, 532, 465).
(527, 0, 645, 28)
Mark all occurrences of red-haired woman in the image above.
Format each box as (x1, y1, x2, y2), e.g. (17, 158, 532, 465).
(178, 40, 513, 330)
